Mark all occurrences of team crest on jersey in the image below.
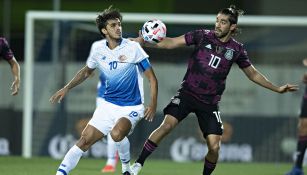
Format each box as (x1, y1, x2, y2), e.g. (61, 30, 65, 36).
(171, 98, 180, 105)
(224, 49, 233, 60)
(118, 55, 128, 62)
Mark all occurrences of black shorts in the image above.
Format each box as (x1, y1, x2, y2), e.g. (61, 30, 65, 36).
(163, 92, 223, 137)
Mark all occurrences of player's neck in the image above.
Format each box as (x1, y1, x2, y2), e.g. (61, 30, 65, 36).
(218, 34, 231, 43)
(106, 38, 122, 50)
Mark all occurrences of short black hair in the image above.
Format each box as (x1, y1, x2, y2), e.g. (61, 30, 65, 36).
(96, 6, 122, 38)
(219, 5, 244, 35)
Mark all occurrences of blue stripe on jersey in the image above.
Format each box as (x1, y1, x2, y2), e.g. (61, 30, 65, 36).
(97, 73, 106, 97)
(137, 58, 151, 72)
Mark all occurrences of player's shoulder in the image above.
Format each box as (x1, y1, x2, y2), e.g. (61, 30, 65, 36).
(187, 29, 214, 40)
(121, 38, 143, 50)
(230, 37, 243, 46)
(0, 37, 8, 45)
(228, 37, 245, 51)
(0, 37, 6, 42)
(91, 39, 106, 47)
(122, 38, 139, 46)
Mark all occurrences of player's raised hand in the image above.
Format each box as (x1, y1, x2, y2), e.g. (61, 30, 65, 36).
(277, 84, 299, 93)
(128, 30, 145, 45)
(49, 87, 69, 104)
(11, 78, 20, 96)
(144, 104, 157, 122)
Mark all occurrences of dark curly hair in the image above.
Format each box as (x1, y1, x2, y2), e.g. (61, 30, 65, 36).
(219, 5, 244, 35)
(96, 6, 122, 38)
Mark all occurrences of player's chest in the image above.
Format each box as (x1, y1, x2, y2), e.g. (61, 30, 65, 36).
(195, 43, 236, 69)
(95, 52, 134, 72)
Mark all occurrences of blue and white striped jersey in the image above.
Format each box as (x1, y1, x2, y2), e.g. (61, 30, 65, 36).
(87, 38, 151, 106)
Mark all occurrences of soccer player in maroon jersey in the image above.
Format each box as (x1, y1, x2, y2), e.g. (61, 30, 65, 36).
(0, 37, 20, 96)
(286, 59, 307, 175)
(130, 5, 299, 175)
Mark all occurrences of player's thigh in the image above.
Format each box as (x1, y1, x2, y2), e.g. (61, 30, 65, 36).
(114, 104, 145, 136)
(196, 104, 223, 138)
(88, 99, 117, 136)
(111, 117, 132, 140)
(163, 94, 192, 122)
(298, 118, 307, 135)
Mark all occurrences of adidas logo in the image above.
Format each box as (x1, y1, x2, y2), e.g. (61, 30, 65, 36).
(205, 44, 212, 49)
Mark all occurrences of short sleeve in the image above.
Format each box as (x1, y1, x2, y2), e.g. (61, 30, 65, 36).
(0, 38, 14, 60)
(184, 29, 207, 46)
(137, 58, 151, 72)
(134, 42, 149, 63)
(236, 46, 252, 68)
(86, 43, 98, 69)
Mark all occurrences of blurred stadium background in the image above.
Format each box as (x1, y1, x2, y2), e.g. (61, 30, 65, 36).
(1, 0, 307, 172)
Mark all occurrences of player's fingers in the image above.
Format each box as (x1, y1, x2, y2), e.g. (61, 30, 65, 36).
(11, 88, 18, 96)
(57, 95, 64, 103)
(49, 95, 58, 103)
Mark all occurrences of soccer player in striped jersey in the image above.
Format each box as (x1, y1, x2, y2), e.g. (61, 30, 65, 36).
(50, 6, 158, 175)
(286, 59, 307, 175)
(0, 37, 20, 96)
(131, 5, 298, 175)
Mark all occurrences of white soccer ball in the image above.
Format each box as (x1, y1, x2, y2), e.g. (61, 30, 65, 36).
(141, 19, 167, 44)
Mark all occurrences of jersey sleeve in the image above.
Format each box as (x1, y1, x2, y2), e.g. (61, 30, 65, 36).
(0, 38, 14, 60)
(184, 29, 207, 46)
(86, 43, 98, 69)
(134, 42, 149, 63)
(236, 46, 252, 68)
(137, 58, 152, 72)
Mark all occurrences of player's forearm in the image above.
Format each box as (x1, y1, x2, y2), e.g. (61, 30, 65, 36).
(64, 67, 90, 90)
(148, 77, 158, 108)
(8, 58, 20, 81)
(11, 61, 20, 81)
(250, 72, 279, 92)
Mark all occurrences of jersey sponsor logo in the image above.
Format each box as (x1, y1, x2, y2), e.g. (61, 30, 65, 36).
(224, 49, 233, 60)
(118, 55, 128, 62)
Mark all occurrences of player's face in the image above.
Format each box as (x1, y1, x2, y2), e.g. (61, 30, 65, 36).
(103, 18, 122, 40)
(214, 13, 236, 39)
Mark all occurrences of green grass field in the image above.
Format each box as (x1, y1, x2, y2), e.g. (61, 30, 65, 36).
(0, 156, 303, 175)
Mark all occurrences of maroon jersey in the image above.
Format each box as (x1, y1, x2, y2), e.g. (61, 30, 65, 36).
(0, 37, 14, 61)
(180, 29, 251, 104)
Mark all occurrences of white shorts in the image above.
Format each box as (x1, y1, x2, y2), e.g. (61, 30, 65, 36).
(88, 98, 144, 136)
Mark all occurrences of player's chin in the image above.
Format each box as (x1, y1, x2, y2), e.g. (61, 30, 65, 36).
(214, 31, 222, 37)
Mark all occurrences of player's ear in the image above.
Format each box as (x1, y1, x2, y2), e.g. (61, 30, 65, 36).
(101, 28, 107, 35)
(230, 24, 237, 32)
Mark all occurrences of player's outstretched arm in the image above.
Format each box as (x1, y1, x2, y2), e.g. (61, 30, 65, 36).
(7, 57, 20, 96)
(49, 65, 95, 104)
(143, 67, 158, 122)
(242, 65, 298, 93)
(130, 31, 186, 49)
